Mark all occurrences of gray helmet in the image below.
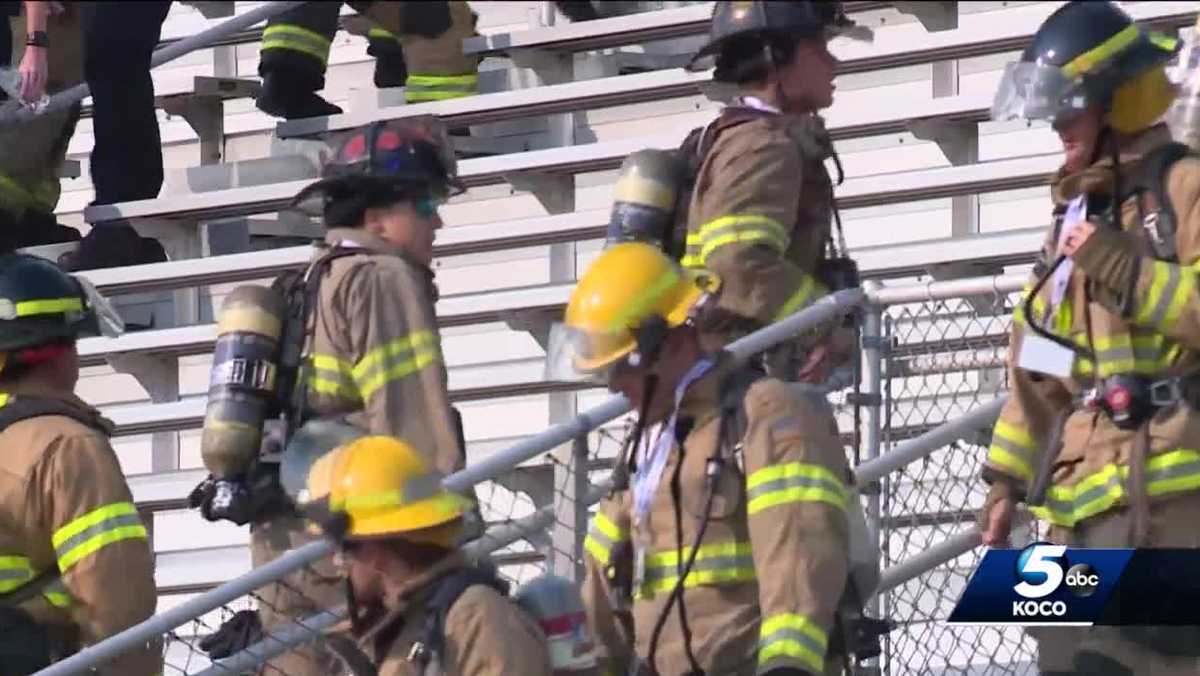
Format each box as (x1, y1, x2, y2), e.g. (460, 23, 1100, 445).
(688, 1, 870, 75)
(0, 253, 123, 353)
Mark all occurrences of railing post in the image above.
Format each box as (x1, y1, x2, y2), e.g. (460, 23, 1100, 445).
(859, 280, 886, 676)
(550, 434, 590, 583)
(859, 282, 885, 580)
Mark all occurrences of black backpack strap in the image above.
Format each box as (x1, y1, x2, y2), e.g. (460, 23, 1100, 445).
(0, 396, 104, 434)
(412, 566, 510, 669)
(717, 360, 770, 461)
(1129, 141, 1194, 262)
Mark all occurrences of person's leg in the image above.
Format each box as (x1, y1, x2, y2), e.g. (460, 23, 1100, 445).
(78, 0, 170, 205)
(66, 1, 169, 270)
(256, 2, 342, 119)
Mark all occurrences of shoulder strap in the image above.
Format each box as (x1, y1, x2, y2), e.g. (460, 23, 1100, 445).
(414, 567, 511, 669)
(667, 108, 772, 261)
(718, 361, 770, 453)
(0, 396, 103, 434)
(1129, 141, 1194, 261)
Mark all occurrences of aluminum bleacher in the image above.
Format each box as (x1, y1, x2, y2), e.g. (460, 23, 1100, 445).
(31, 3, 1199, 659)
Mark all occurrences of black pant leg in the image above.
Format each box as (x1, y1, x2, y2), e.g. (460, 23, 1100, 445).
(79, 1, 171, 206)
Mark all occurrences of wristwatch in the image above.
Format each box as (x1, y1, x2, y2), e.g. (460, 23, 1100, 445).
(26, 30, 49, 48)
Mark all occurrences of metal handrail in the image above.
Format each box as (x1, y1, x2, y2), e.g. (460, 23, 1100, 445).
(0, 1, 308, 126)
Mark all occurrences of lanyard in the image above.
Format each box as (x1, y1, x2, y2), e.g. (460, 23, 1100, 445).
(632, 358, 716, 523)
(1051, 195, 1087, 311)
(736, 95, 781, 114)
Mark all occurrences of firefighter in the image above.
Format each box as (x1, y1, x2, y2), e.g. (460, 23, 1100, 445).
(678, 0, 869, 384)
(980, 3, 1200, 674)
(256, 1, 480, 120)
(0, 1, 84, 253)
(190, 116, 474, 674)
(0, 252, 160, 675)
(546, 242, 853, 676)
(298, 434, 554, 675)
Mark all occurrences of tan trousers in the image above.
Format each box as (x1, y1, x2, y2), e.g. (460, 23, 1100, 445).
(250, 514, 345, 676)
(1030, 491, 1200, 675)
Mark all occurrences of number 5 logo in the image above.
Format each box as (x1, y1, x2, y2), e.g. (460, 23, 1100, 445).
(1014, 544, 1066, 599)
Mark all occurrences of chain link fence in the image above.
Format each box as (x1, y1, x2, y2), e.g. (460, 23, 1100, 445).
(870, 282, 1039, 676)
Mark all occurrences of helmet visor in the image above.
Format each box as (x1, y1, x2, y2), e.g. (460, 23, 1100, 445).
(75, 276, 124, 339)
(991, 61, 1089, 123)
(544, 322, 636, 385)
(279, 419, 368, 505)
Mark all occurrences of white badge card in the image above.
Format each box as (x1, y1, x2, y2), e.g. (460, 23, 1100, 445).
(1017, 333, 1075, 379)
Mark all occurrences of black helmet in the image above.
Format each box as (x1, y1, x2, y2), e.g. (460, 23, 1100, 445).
(992, 1, 1179, 125)
(0, 253, 118, 352)
(688, 0, 869, 76)
(292, 116, 464, 222)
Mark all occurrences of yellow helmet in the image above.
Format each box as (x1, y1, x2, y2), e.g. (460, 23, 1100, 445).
(545, 242, 717, 381)
(305, 435, 473, 541)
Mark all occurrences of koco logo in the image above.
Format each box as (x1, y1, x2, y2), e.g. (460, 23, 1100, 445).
(1011, 543, 1100, 617)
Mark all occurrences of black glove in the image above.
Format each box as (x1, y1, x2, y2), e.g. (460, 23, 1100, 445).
(188, 463, 294, 526)
(760, 669, 813, 676)
(0, 607, 53, 675)
(199, 610, 264, 660)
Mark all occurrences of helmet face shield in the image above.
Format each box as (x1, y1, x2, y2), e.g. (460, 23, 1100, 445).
(543, 322, 636, 385)
(280, 419, 368, 505)
(75, 275, 124, 339)
(992, 61, 1090, 123)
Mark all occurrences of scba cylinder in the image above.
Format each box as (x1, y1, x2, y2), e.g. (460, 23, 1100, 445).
(201, 285, 287, 480)
(606, 149, 684, 248)
(514, 574, 600, 675)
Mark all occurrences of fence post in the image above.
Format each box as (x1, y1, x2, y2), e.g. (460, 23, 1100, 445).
(859, 282, 885, 578)
(550, 434, 590, 582)
(859, 280, 886, 676)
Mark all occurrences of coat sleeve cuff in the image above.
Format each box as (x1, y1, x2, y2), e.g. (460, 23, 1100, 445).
(981, 466, 1027, 501)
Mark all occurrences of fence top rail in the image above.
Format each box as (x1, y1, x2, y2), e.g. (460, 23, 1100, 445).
(865, 273, 1026, 306)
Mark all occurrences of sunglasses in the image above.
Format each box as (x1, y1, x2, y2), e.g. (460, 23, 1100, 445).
(413, 197, 444, 219)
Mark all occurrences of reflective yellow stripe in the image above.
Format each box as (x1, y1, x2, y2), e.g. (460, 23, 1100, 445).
(368, 26, 399, 42)
(52, 502, 148, 572)
(584, 512, 628, 566)
(1136, 261, 1194, 332)
(0, 173, 58, 212)
(1030, 450, 1200, 526)
(695, 215, 788, 264)
(746, 462, 848, 515)
(988, 421, 1037, 479)
(16, 297, 84, 318)
(0, 555, 36, 593)
(405, 74, 479, 102)
(262, 24, 332, 65)
(306, 354, 360, 401)
(0, 392, 9, 407)
(1062, 24, 1141, 79)
(636, 540, 755, 598)
(606, 267, 682, 332)
(774, 275, 825, 320)
(43, 579, 70, 608)
(758, 613, 827, 673)
(352, 332, 442, 401)
(681, 233, 704, 269)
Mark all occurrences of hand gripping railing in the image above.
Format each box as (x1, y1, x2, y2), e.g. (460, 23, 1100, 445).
(0, 1, 309, 126)
(35, 288, 864, 676)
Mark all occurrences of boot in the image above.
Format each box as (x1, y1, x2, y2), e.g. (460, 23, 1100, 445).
(58, 222, 167, 271)
(0, 210, 80, 254)
(256, 70, 343, 120)
(367, 36, 407, 89)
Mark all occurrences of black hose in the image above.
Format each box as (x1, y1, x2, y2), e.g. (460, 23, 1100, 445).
(1020, 254, 1095, 361)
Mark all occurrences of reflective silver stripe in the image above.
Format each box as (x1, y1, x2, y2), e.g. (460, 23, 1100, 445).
(53, 513, 144, 562)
